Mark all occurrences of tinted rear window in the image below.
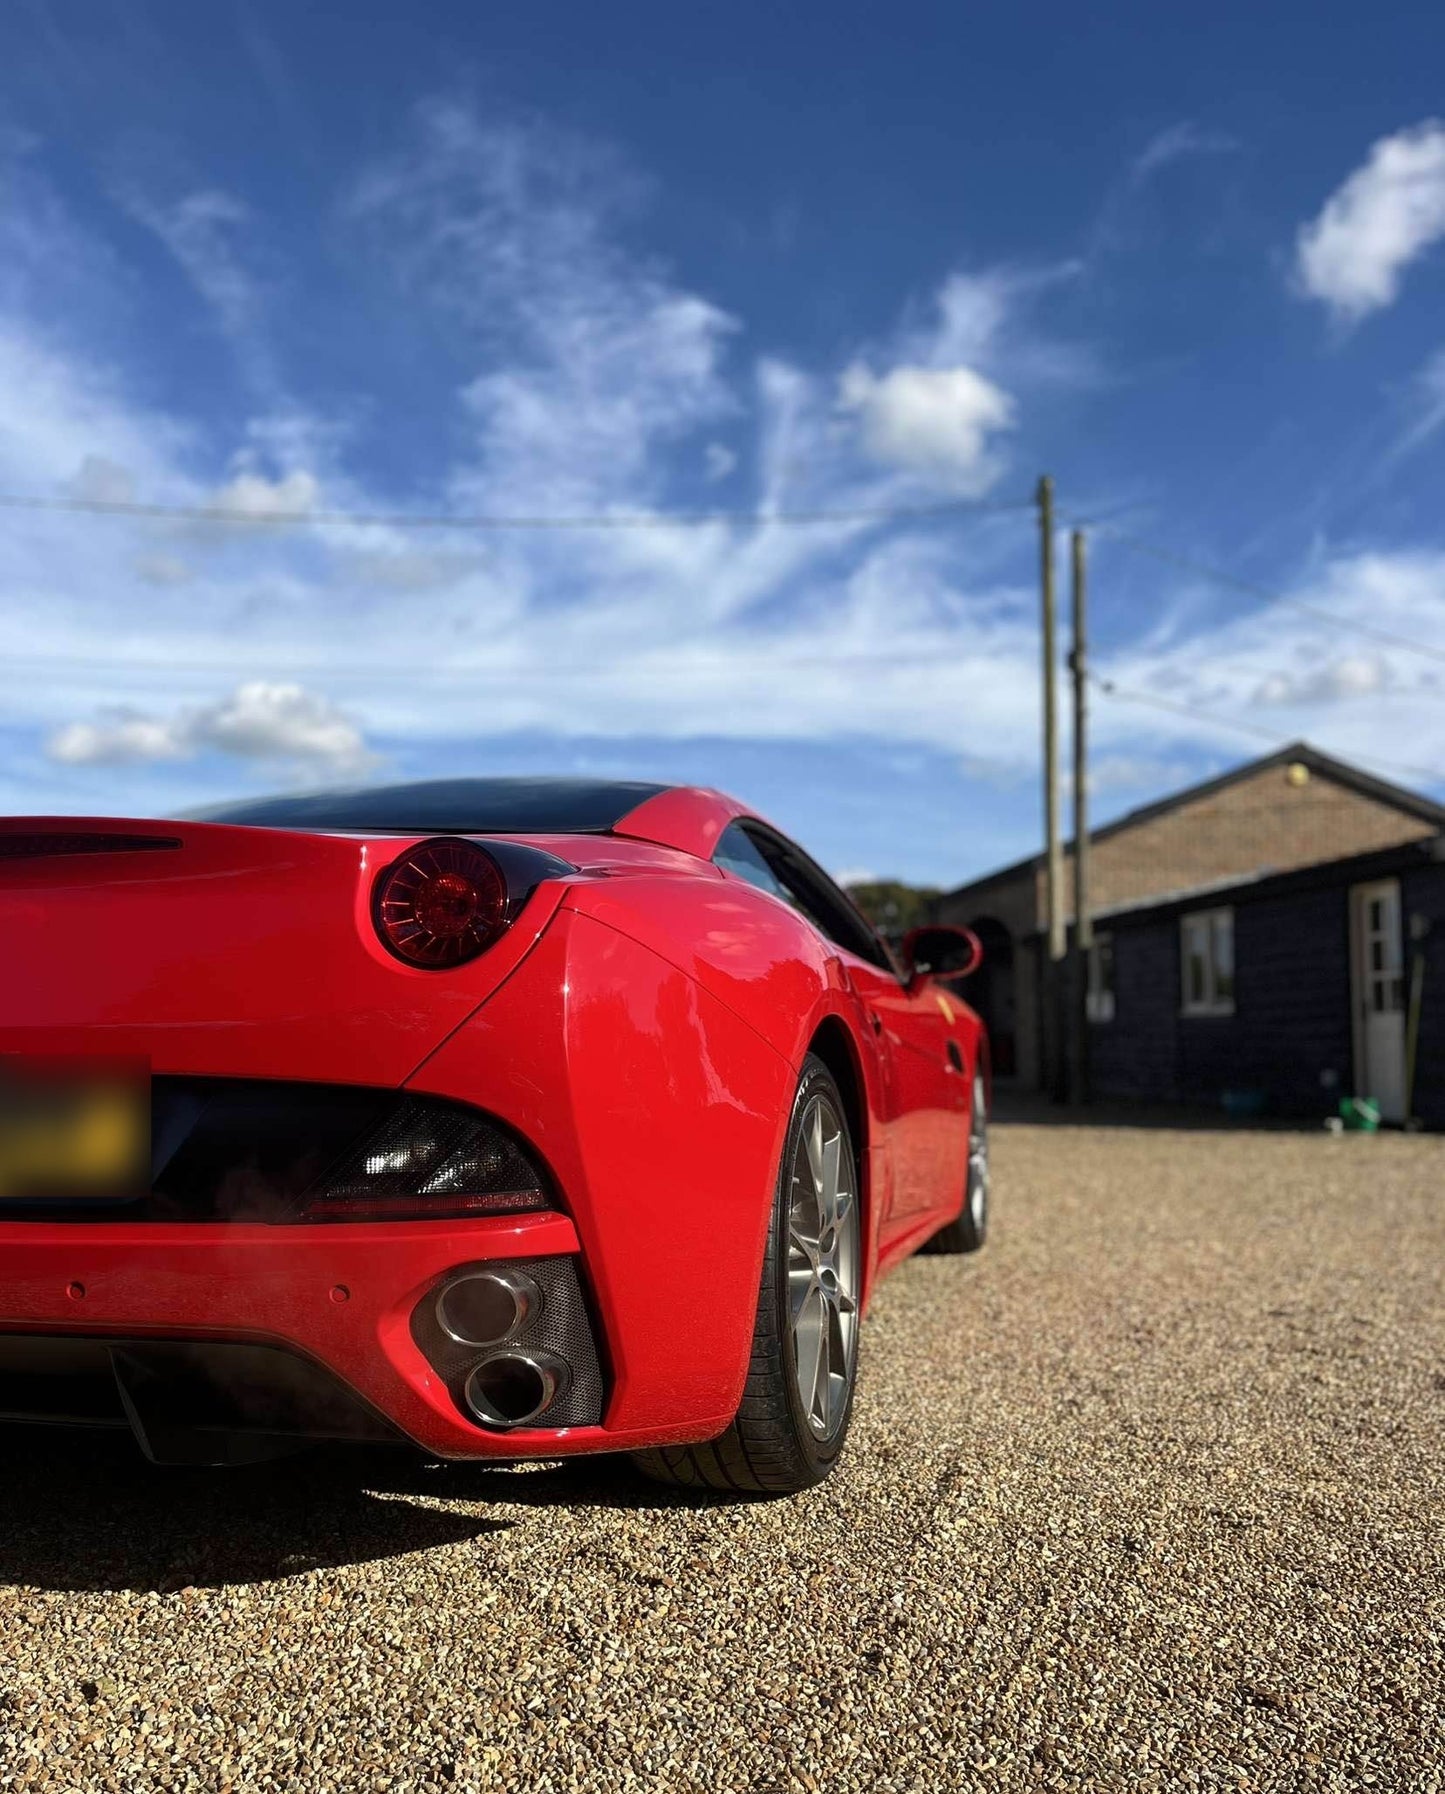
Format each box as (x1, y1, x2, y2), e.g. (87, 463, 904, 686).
(190, 777, 670, 835)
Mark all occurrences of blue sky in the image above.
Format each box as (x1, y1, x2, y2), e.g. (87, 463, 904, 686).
(3, 1, 1445, 885)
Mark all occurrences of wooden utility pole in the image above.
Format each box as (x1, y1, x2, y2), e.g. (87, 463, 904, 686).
(1069, 527, 1092, 1105)
(1037, 475, 1065, 1099)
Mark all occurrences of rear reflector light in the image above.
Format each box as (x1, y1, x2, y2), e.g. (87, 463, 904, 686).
(374, 837, 507, 968)
(295, 1097, 549, 1222)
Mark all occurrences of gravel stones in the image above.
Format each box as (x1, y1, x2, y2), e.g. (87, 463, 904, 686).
(1, 1121, 1441, 1790)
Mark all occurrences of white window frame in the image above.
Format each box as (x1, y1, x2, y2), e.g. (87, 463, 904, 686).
(1180, 907, 1235, 1017)
(1085, 932, 1115, 1023)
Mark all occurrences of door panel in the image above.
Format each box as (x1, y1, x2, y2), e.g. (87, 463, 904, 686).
(1351, 879, 1407, 1122)
(708, 816, 969, 1230)
(843, 958, 968, 1224)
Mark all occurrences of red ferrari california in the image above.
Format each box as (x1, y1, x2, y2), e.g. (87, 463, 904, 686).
(0, 779, 989, 1493)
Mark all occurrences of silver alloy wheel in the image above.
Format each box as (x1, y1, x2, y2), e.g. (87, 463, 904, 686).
(967, 1073, 989, 1229)
(786, 1091, 860, 1441)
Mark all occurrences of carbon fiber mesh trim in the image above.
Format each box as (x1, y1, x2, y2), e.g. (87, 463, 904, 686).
(410, 1256, 604, 1430)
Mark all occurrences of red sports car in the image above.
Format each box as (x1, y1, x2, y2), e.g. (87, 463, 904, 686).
(0, 779, 989, 1493)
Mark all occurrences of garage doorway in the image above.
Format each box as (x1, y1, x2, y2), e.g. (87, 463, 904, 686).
(963, 916, 1017, 1078)
(1350, 878, 1407, 1122)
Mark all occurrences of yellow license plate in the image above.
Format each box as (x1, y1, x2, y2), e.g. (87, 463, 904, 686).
(0, 1060, 149, 1202)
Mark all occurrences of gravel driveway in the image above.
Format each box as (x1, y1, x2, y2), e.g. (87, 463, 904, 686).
(2, 1120, 1442, 1792)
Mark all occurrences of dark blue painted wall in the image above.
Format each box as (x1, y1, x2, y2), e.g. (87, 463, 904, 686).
(1088, 861, 1445, 1125)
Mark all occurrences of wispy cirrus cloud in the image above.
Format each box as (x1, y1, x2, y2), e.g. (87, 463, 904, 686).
(1389, 346, 1445, 464)
(1129, 122, 1239, 188)
(2, 96, 1442, 847)
(1101, 547, 1445, 773)
(347, 101, 739, 512)
(121, 187, 279, 392)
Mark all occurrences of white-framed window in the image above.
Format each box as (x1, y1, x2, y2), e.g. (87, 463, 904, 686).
(1086, 932, 1115, 1023)
(1181, 907, 1234, 1016)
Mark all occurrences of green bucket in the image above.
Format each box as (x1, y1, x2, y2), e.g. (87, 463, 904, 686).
(1339, 1096, 1381, 1133)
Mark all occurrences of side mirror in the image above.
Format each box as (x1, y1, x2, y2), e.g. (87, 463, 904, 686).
(900, 924, 983, 988)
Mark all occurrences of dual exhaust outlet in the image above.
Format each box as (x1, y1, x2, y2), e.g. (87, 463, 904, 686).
(435, 1268, 570, 1429)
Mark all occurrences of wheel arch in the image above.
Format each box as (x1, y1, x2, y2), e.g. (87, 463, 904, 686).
(974, 1023, 992, 1109)
(806, 1016, 867, 1167)
(805, 1014, 878, 1297)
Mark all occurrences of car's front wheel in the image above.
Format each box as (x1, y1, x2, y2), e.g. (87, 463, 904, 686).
(633, 1055, 861, 1496)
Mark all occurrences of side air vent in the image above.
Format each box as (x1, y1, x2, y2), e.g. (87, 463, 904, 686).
(0, 833, 181, 860)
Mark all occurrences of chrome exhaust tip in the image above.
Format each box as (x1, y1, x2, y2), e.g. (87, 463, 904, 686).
(463, 1351, 570, 1429)
(435, 1268, 542, 1349)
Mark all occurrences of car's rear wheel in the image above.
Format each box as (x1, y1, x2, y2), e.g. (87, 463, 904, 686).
(921, 1069, 989, 1254)
(633, 1055, 861, 1496)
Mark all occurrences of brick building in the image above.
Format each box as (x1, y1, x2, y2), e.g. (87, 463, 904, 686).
(934, 743, 1445, 1123)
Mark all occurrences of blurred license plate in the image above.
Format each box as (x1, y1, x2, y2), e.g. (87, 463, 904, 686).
(0, 1059, 149, 1203)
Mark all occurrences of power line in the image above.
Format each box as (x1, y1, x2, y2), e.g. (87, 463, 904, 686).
(0, 489, 1033, 532)
(1092, 674, 1443, 790)
(0, 642, 1027, 678)
(1079, 520, 1445, 669)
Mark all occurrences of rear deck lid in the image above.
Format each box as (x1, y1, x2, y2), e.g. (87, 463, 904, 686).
(0, 818, 564, 1084)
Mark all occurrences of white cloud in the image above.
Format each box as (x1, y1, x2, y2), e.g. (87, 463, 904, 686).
(197, 682, 372, 770)
(704, 442, 737, 482)
(48, 711, 189, 767)
(926, 272, 1012, 367)
(1, 101, 1439, 836)
(1253, 654, 1390, 707)
(1296, 122, 1445, 320)
(1099, 549, 1445, 781)
(208, 468, 319, 518)
(46, 683, 373, 776)
(838, 362, 1014, 488)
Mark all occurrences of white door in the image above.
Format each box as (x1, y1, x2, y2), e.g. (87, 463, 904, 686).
(1351, 879, 1407, 1122)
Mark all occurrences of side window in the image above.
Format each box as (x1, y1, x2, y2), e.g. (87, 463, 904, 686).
(1180, 908, 1234, 1017)
(713, 822, 795, 906)
(713, 820, 892, 971)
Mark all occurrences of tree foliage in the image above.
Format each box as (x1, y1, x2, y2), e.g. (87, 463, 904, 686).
(844, 880, 941, 936)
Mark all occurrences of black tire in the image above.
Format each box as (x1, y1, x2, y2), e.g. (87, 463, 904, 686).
(632, 1055, 861, 1496)
(921, 1069, 989, 1255)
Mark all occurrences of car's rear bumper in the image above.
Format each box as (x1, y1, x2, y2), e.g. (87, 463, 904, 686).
(0, 906, 802, 1462)
(0, 1213, 734, 1459)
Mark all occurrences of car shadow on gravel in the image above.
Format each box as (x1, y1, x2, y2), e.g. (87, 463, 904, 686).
(0, 1426, 516, 1593)
(0, 1429, 730, 1593)
(360, 1450, 734, 1514)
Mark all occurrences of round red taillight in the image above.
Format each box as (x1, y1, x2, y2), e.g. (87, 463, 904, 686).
(374, 838, 508, 968)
